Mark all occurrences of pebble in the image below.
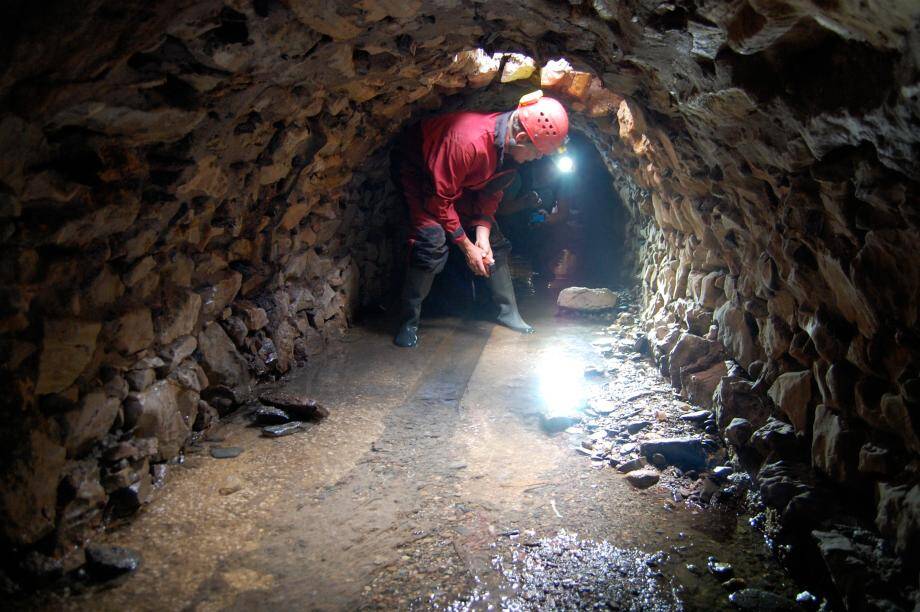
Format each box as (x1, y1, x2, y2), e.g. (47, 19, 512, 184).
(151, 464, 168, 488)
(210, 446, 243, 459)
(795, 591, 819, 610)
(650, 453, 667, 468)
(679, 410, 712, 423)
(626, 420, 651, 434)
(261, 422, 307, 437)
(85, 544, 141, 581)
(722, 577, 747, 591)
(219, 475, 244, 495)
(707, 557, 734, 578)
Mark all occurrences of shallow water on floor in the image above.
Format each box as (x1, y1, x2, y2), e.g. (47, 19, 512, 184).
(31, 291, 801, 611)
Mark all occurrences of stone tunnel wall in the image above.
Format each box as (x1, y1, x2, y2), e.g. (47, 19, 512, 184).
(1, 0, 919, 583)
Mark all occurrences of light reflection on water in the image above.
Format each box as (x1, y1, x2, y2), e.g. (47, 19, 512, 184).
(536, 347, 588, 419)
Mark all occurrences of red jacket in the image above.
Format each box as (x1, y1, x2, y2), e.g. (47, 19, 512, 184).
(415, 111, 511, 241)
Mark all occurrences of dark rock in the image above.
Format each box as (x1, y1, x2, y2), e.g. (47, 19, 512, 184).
(201, 385, 241, 416)
(85, 544, 141, 581)
(711, 465, 734, 482)
(728, 588, 795, 610)
(679, 409, 712, 423)
(56, 460, 107, 547)
(0, 430, 66, 547)
(193, 400, 219, 431)
(20, 550, 64, 583)
(757, 460, 811, 512)
(616, 457, 647, 473)
(812, 405, 858, 483)
(811, 528, 884, 611)
(626, 420, 651, 434)
(707, 557, 734, 579)
(253, 405, 291, 425)
(749, 417, 798, 457)
(259, 390, 326, 420)
(108, 470, 153, 517)
(857, 443, 893, 476)
(725, 418, 753, 447)
(795, 591, 819, 610)
(641, 437, 707, 470)
(261, 421, 308, 437)
(722, 578, 747, 592)
(210, 446, 243, 459)
(650, 452, 668, 469)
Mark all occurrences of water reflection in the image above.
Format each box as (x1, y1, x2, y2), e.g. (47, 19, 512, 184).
(537, 347, 587, 419)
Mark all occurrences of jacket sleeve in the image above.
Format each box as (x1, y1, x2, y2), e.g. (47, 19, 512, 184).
(468, 191, 501, 229)
(424, 139, 473, 243)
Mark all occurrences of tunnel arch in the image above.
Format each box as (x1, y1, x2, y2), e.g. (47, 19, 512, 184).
(0, 0, 919, 602)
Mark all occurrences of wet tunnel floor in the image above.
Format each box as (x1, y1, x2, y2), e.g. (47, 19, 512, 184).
(39, 297, 797, 611)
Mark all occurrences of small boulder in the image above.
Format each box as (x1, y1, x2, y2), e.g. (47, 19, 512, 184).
(625, 469, 660, 489)
(259, 390, 326, 420)
(640, 437, 707, 471)
(557, 287, 618, 312)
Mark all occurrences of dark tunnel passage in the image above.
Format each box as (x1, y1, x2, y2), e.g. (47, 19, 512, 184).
(1, 0, 920, 610)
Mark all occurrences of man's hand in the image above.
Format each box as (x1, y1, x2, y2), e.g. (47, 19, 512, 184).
(475, 226, 494, 268)
(460, 238, 490, 277)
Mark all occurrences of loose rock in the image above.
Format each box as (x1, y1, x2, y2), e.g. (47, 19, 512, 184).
(210, 446, 243, 459)
(85, 544, 141, 581)
(625, 469, 660, 489)
(261, 422, 308, 438)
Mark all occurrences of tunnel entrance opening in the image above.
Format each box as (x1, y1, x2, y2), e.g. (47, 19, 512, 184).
(419, 128, 629, 323)
(346, 48, 634, 330)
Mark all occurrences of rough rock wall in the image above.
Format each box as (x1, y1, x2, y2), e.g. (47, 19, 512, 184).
(0, 0, 918, 585)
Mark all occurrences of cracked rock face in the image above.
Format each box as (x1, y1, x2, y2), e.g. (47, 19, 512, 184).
(0, 0, 918, 588)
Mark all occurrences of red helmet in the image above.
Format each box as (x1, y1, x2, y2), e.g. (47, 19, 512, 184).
(516, 92, 569, 154)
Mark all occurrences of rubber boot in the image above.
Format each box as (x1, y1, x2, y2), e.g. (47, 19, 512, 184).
(394, 267, 436, 347)
(487, 260, 534, 334)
